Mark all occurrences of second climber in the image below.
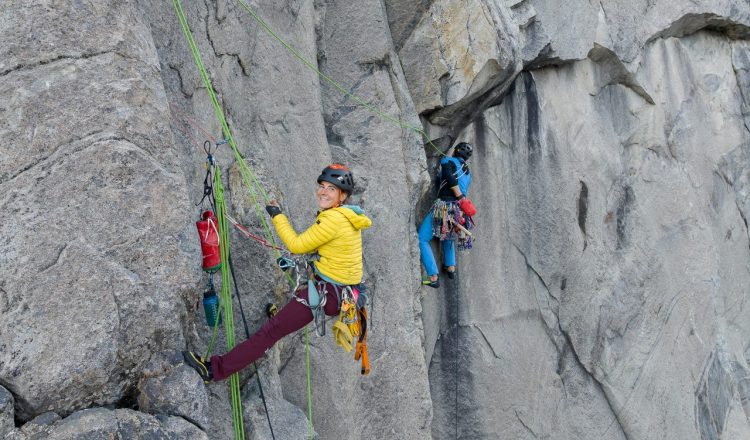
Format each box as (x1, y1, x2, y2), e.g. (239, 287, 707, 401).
(418, 142, 476, 288)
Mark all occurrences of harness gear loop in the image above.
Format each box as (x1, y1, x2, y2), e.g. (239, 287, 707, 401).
(430, 200, 475, 250)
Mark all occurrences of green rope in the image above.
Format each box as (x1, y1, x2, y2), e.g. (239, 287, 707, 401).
(173, 0, 295, 287)
(305, 327, 313, 438)
(234, 0, 448, 157)
(172, 1, 304, 437)
(215, 167, 246, 440)
(173, 2, 244, 438)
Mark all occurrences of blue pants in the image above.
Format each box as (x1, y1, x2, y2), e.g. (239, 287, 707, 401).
(418, 210, 455, 276)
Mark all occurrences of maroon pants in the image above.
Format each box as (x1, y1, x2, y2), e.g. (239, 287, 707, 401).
(210, 282, 342, 381)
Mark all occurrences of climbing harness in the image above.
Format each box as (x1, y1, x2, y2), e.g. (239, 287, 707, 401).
(275, 256, 371, 374)
(276, 258, 327, 336)
(310, 266, 371, 375)
(430, 200, 475, 250)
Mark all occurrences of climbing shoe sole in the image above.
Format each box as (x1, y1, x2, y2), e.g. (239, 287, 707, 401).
(182, 351, 212, 383)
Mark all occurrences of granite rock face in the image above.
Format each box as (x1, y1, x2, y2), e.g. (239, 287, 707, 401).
(136, 351, 210, 430)
(0, 386, 13, 438)
(42, 408, 205, 440)
(397, 0, 522, 136)
(0, 0, 197, 421)
(424, 26, 750, 440)
(2, 0, 750, 439)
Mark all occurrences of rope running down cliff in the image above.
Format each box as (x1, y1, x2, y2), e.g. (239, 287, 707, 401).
(232, 0, 449, 158)
(172, 1, 295, 438)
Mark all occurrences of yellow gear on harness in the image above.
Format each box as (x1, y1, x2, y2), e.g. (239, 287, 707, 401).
(328, 287, 371, 374)
(334, 295, 358, 352)
(341, 298, 360, 334)
(333, 320, 353, 352)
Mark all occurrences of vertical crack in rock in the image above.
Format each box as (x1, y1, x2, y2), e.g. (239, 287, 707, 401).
(716, 149, 750, 249)
(616, 185, 635, 250)
(167, 64, 193, 98)
(512, 244, 630, 439)
(203, 0, 217, 59)
(734, 196, 750, 247)
(523, 71, 542, 166)
(598, 0, 608, 22)
(731, 44, 750, 135)
(577, 181, 589, 251)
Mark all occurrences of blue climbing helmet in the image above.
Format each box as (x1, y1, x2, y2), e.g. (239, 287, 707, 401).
(318, 163, 354, 194)
(453, 142, 473, 161)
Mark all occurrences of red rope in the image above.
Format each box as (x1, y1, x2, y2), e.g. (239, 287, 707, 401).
(169, 102, 218, 144)
(225, 214, 285, 251)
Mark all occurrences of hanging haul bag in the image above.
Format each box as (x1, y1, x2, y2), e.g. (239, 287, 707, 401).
(196, 210, 221, 272)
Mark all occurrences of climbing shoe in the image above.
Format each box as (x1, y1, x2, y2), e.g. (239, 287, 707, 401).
(421, 276, 440, 289)
(265, 302, 278, 318)
(182, 351, 212, 383)
(443, 266, 455, 280)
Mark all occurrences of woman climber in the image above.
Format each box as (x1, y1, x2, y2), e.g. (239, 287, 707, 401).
(184, 163, 372, 381)
(419, 142, 476, 288)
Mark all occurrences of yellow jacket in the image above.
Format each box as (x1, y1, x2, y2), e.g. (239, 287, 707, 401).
(272, 205, 372, 285)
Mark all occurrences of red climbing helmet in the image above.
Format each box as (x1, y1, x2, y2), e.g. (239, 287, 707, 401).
(317, 163, 354, 194)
